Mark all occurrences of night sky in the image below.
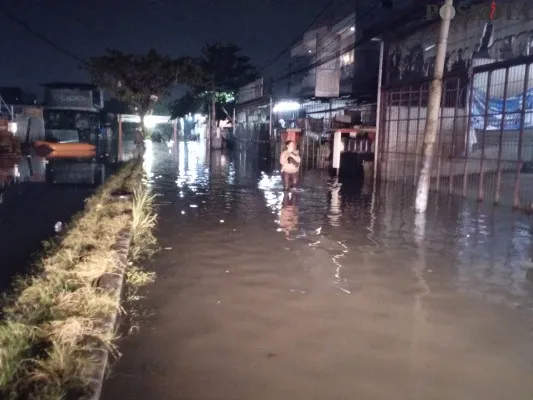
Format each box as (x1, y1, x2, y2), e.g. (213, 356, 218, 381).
(0, 0, 336, 98)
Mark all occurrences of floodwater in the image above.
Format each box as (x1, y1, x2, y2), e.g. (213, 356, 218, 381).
(0, 153, 111, 292)
(104, 141, 533, 400)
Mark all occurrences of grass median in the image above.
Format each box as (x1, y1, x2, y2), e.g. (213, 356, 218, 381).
(0, 160, 157, 400)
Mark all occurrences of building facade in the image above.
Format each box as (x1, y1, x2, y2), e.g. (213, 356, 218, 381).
(0, 87, 44, 143)
(378, 0, 533, 209)
(288, 11, 381, 101)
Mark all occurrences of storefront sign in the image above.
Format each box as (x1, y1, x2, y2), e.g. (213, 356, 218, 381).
(45, 89, 94, 110)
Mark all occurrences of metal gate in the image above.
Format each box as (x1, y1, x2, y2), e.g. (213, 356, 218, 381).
(234, 98, 271, 147)
(379, 55, 533, 211)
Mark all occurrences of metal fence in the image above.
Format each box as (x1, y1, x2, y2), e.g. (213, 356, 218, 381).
(234, 98, 271, 146)
(379, 55, 533, 211)
(234, 97, 377, 171)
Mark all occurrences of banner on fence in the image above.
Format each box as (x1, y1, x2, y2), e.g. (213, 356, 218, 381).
(471, 87, 533, 131)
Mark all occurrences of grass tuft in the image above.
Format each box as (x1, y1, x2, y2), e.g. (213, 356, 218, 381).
(0, 160, 157, 399)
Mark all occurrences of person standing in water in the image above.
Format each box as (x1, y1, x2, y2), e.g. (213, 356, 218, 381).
(134, 127, 145, 157)
(280, 140, 301, 191)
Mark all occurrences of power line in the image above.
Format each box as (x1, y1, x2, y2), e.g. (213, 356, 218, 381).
(233, 2, 389, 101)
(236, 24, 361, 97)
(0, 5, 86, 65)
(272, 0, 384, 86)
(258, 0, 337, 72)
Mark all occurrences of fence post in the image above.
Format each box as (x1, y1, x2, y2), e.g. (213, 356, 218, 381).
(403, 87, 413, 184)
(494, 67, 509, 205)
(415, 0, 453, 213)
(374, 39, 385, 183)
(513, 63, 530, 208)
(477, 70, 492, 202)
(462, 77, 475, 197)
(413, 85, 424, 186)
(435, 80, 445, 192)
(448, 77, 461, 195)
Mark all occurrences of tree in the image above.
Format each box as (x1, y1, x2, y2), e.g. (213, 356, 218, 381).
(186, 43, 258, 148)
(86, 49, 193, 135)
(151, 102, 171, 116)
(171, 91, 235, 121)
(103, 98, 131, 114)
(169, 91, 203, 120)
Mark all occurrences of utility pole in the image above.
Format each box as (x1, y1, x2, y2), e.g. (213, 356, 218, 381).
(415, 0, 454, 213)
(373, 39, 384, 183)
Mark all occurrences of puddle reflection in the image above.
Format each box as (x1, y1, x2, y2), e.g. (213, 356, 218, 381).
(279, 192, 299, 240)
(0, 147, 121, 291)
(104, 142, 533, 400)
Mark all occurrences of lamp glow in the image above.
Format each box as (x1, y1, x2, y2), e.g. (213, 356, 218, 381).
(144, 115, 159, 129)
(8, 122, 17, 134)
(273, 101, 300, 113)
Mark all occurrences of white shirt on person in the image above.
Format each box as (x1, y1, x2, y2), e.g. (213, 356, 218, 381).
(280, 150, 301, 174)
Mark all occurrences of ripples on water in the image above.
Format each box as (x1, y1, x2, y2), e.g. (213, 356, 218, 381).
(102, 140, 533, 400)
(146, 141, 533, 311)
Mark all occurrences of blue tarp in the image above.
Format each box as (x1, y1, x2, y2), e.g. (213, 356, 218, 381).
(471, 87, 533, 131)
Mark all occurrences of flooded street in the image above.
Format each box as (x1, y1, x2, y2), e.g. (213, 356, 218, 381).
(0, 154, 110, 291)
(104, 141, 533, 400)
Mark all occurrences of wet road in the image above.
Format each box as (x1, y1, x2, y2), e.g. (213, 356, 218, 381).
(104, 141, 533, 400)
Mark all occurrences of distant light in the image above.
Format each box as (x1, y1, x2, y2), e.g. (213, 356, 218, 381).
(308, 50, 312, 53)
(273, 101, 300, 113)
(350, 26, 355, 31)
(8, 122, 17, 134)
(144, 115, 159, 128)
(425, 44, 436, 52)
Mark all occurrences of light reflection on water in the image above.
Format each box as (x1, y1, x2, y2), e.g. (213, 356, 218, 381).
(0, 151, 110, 291)
(145, 141, 533, 309)
(143, 140, 154, 184)
(245, 145, 528, 308)
(104, 141, 533, 399)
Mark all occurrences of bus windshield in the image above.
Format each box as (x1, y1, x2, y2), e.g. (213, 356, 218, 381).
(44, 110, 100, 143)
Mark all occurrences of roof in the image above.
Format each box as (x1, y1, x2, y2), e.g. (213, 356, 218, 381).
(41, 82, 98, 90)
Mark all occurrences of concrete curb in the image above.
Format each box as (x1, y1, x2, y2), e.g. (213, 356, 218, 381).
(83, 216, 133, 400)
